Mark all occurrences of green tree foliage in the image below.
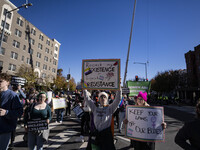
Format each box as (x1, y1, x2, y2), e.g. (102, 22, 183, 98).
(151, 70, 185, 93)
(15, 64, 37, 89)
(54, 69, 76, 92)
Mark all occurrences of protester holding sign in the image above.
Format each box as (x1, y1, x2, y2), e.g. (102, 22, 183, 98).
(175, 101, 200, 149)
(83, 88, 121, 150)
(24, 92, 51, 150)
(124, 91, 166, 150)
(118, 95, 128, 133)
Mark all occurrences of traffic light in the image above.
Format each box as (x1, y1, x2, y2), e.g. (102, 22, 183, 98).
(135, 75, 138, 81)
(67, 74, 71, 80)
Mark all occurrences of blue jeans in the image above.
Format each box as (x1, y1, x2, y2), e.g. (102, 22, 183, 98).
(0, 132, 11, 150)
(55, 108, 64, 122)
(28, 131, 44, 150)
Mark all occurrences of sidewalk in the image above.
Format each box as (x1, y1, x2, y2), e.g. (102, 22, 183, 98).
(164, 105, 195, 115)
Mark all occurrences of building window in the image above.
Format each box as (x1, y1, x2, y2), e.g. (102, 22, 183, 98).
(2, 35, 8, 43)
(17, 18, 23, 27)
(25, 34, 28, 40)
(50, 59, 51, 62)
(11, 52, 18, 60)
(8, 64, 16, 71)
(0, 47, 5, 55)
(1, 20, 10, 30)
(31, 28, 36, 35)
(39, 34, 43, 41)
(52, 68, 56, 73)
(36, 61, 40, 67)
(42, 73, 46, 78)
(44, 56, 48, 62)
(28, 48, 33, 54)
(0, 61, 3, 67)
(23, 45, 26, 50)
(43, 64, 47, 70)
(46, 39, 50, 46)
(38, 43, 43, 50)
(45, 48, 49, 53)
(30, 38, 35, 45)
(35, 72, 39, 77)
(49, 66, 51, 70)
(37, 52, 41, 58)
(3, 8, 12, 19)
(54, 53, 58, 58)
(53, 60, 57, 65)
(13, 40, 20, 48)
(21, 56, 24, 61)
(15, 29, 22, 37)
(55, 46, 58, 51)
(26, 58, 31, 64)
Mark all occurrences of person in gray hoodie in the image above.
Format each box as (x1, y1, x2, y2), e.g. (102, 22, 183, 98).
(83, 89, 121, 150)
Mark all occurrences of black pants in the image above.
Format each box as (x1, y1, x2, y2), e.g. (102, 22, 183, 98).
(65, 102, 71, 116)
(87, 127, 115, 150)
(134, 141, 155, 150)
(81, 112, 90, 135)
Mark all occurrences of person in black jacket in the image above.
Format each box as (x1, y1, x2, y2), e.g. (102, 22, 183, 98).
(175, 101, 200, 150)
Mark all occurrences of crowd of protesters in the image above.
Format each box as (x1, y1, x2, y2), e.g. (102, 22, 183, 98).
(1, 72, 200, 150)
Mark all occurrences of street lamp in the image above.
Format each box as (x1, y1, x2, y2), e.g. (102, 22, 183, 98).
(133, 61, 149, 81)
(0, 3, 32, 52)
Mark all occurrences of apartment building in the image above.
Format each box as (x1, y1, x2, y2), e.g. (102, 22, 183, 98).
(0, 0, 60, 82)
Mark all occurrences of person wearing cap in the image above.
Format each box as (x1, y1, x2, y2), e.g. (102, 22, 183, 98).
(175, 100, 200, 149)
(83, 88, 121, 150)
(124, 91, 167, 150)
(24, 92, 51, 150)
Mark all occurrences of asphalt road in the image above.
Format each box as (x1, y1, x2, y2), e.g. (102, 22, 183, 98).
(11, 105, 195, 150)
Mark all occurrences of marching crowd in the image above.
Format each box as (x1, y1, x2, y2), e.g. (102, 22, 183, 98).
(0, 72, 200, 150)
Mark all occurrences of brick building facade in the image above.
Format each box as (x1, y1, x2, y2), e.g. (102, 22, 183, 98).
(0, 0, 60, 83)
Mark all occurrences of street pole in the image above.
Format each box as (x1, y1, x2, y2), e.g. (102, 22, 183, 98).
(123, 0, 137, 87)
(0, 3, 32, 52)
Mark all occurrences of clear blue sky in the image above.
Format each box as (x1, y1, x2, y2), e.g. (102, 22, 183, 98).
(10, 0, 200, 83)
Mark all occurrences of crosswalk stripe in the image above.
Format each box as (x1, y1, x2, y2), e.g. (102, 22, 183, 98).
(80, 142, 88, 149)
(45, 130, 78, 149)
(116, 135, 130, 142)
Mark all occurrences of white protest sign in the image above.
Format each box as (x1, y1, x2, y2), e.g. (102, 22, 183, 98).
(126, 106, 164, 142)
(47, 91, 52, 104)
(52, 98, 66, 109)
(82, 59, 120, 90)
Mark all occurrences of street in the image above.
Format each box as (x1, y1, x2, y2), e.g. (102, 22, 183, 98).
(12, 105, 195, 150)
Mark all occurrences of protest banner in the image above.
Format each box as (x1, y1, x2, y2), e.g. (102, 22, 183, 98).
(127, 81, 151, 96)
(52, 98, 66, 109)
(82, 59, 120, 90)
(27, 119, 48, 131)
(72, 105, 84, 118)
(126, 105, 164, 142)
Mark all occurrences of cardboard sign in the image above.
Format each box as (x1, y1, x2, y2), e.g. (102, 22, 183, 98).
(27, 119, 48, 131)
(82, 59, 120, 90)
(72, 105, 84, 118)
(127, 81, 151, 96)
(126, 106, 164, 142)
(52, 98, 66, 109)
